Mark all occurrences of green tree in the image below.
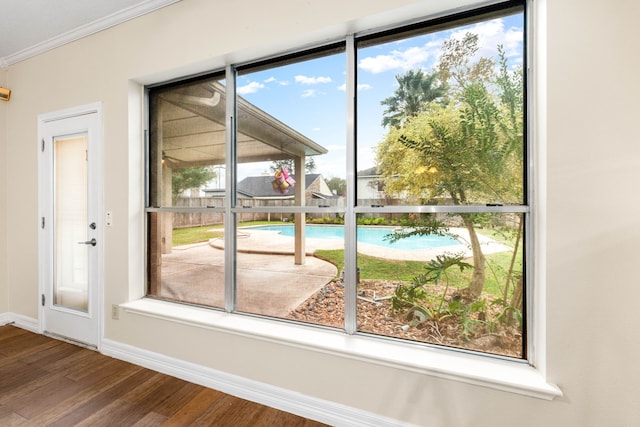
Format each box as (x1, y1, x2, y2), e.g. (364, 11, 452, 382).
(380, 69, 447, 129)
(326, 176, 346, 196)
(269, 157, 316, 175)
(172, 166, 215, 202)
(438, 32, 495, 90)
(376, 34, 523, 298)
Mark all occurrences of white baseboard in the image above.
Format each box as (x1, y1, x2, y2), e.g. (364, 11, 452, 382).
(0, 312, 39, 332)
(0, 314, 409, 426)
(101, 338, 411, 427)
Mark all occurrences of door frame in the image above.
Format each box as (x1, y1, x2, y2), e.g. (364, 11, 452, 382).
(37, 102, 104, 349)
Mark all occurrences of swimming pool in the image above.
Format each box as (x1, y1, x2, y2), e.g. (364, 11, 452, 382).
(248, 225, 460, 250)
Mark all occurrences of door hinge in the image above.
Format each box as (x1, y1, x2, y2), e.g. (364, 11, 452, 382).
(41, 139, 45, 152)
(41, 217, 45, 229)
(41, 294, 45, 306)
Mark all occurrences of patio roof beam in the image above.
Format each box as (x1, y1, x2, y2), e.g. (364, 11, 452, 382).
(159, 81, 327, 168)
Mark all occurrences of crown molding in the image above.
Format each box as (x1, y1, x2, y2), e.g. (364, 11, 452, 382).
(0, 0, 181, 68)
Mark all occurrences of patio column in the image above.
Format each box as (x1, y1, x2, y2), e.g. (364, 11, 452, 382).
(294, 154, 305, 265)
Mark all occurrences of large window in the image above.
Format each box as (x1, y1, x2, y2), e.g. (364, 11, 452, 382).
(146, 1, 527, 359)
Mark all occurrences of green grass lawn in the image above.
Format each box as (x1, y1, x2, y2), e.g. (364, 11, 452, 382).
(172, 221, 282, 246)
(314, 250, 427, 282)
(315, 226, 523, 299)
(315, 248, 521, 299)
(172, 225, 223, 246)
(173, 223, 523, 299)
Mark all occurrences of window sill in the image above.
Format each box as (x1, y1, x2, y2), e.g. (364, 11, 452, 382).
(120, 298, 562, 400)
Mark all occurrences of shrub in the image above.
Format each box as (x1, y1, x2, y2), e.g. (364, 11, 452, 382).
(391, 252, 472, 322)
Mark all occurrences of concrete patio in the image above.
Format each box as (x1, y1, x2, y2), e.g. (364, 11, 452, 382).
(157, 227, 511, 317)
(158, 241, 337, 317)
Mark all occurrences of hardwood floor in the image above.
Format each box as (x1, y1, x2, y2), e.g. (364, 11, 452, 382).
(0, 325, 328, 426)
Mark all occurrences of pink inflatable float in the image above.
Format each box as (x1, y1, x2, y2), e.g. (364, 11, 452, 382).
(272, 167, 296, 194)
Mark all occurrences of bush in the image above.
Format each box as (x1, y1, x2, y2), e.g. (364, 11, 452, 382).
(357, 216, 388, 226)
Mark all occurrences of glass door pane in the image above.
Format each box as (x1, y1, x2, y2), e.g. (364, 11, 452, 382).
(54, 134, 89, 312)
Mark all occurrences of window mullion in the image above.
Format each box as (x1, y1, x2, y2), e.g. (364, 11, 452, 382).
(225, 64, 237, 313)
(343, 34, 357, 335)
(524, 0, 534, 365)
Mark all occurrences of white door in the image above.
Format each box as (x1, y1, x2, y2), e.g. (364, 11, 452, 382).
(38, 103, 102, 348)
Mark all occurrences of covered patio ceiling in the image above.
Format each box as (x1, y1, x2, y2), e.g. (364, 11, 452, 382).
(157, 81, 328, 168)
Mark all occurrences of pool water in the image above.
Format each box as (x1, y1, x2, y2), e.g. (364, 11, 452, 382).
(249, 225, 460, 250)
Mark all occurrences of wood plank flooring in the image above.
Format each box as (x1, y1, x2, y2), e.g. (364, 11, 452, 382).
(0, 325, 328, 426)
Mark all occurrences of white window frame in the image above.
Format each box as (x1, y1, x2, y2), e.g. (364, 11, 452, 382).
(130, 0, 562, 400)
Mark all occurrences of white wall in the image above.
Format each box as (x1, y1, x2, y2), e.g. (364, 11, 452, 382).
(545, 0, 640, 422)
(0, 68, 6, 313)
(3, 0, 640, 425)
(357, 176, 385, 200)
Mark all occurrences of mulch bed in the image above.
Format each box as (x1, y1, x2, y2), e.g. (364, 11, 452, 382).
(287, 279, 523, 358)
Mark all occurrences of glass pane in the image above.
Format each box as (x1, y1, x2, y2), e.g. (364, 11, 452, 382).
(236, 49, 346, 207)
(147, 212, 225, 309)
(149, 75, 226, 208)
(356, 11, 525, 206)
(148, 75, 227, 303)
(235, 217, 344, 328)
(355, 212, 525, 358)
(54, 134, 89, 312)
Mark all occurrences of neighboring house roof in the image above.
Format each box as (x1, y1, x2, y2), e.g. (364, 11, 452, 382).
(237, 175, 281, 198)
(206, 173, 335, 199)
(310, 192, 332, 200)
(300, 174, 325, 190)
(357, 166, 380, 177)
(358, 166, 400, 180)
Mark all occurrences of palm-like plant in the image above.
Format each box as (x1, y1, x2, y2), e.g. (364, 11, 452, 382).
(376, 34, 524, 299)
(380, 69, 446, 129)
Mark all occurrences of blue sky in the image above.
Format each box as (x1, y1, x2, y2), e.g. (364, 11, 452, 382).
(235, 12, 524, 181)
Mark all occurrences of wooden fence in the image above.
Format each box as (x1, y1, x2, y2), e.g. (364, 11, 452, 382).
(172, 197, 346, 228)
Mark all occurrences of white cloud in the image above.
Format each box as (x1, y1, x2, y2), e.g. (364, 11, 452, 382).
(237, 81, 265, 95)
(359, 54, 402, 74)
(359, 41, 440, 74)
(314, 154, 347, 179)
(337, 83, 373, 91)
(264, 76, 290, 86)
(358, 17, 523, 74)
(301, 89, 317, 97)
(441, 19, 523, 67)
(295, 75, 332, 84)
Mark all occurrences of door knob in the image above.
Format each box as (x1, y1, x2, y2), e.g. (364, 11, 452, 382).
(78, 238, 97, 247)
